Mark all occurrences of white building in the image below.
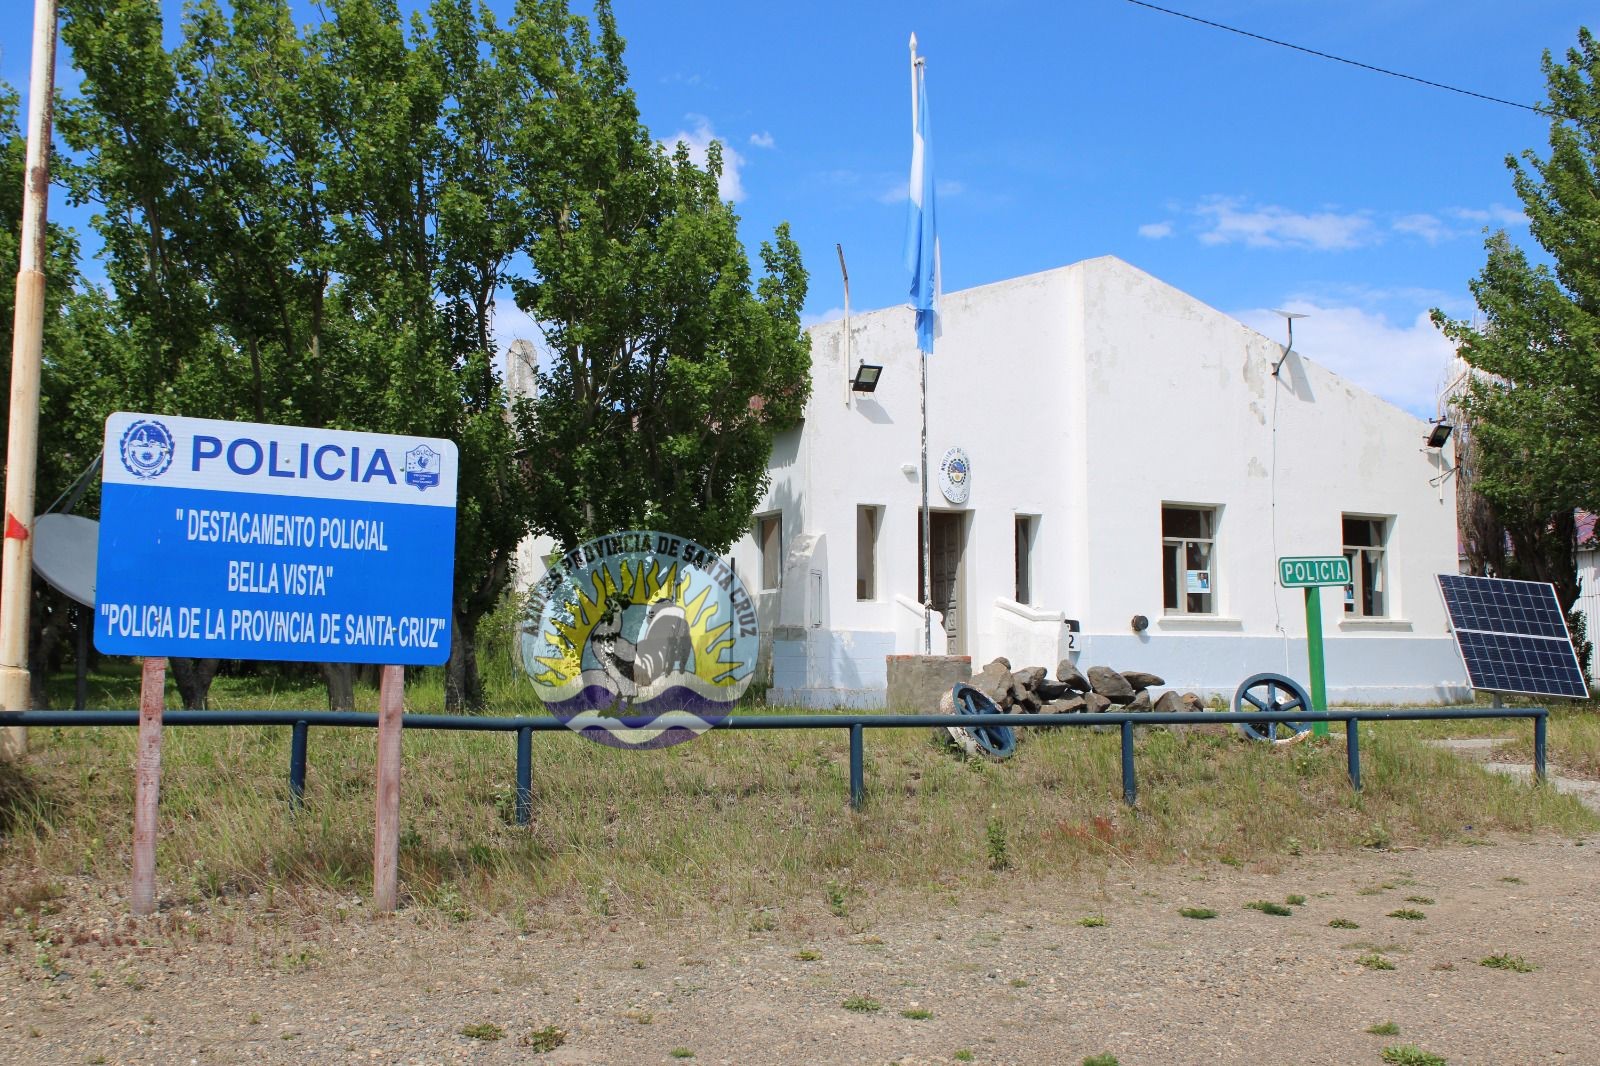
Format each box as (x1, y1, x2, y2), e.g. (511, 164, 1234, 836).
(728, 256, 1471, 708)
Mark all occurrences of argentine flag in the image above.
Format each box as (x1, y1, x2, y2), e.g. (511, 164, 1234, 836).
(904, 35, 940, 355)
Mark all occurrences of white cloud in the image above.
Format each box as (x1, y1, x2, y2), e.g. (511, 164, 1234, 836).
(1138, 221, 1174, 240)
(748, 131, 775, 149)
(1234, 301, 1456, 417)
(1197, 197, 1374, 250)
(1450, 203, 1528, 228)
(1392, 212, 1450, 244)
(801, 307, 845, 328)
(663, 117, 746, 202)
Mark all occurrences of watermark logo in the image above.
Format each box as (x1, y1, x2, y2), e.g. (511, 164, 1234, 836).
(403, 444, 441, 491)
(520, 531, 757, 749)
(119, 419, 175, 480)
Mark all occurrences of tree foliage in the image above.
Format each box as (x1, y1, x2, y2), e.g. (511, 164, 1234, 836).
(51, 0, 807, 707)
(508, 5, 810, 557)
(1433, 26, 1600, 672)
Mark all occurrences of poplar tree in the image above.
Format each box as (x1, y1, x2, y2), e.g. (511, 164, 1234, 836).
(1434, 26, 1600, 671)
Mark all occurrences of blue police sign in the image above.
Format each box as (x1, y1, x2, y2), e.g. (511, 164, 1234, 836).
(95, 413, 458, 665)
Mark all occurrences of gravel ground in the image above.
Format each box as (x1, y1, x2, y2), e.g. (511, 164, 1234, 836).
(1, 835, 1596, 1065)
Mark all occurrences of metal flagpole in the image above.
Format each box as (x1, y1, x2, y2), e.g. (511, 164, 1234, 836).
(1, 0, 59, 759)
(910, 35, 932, 655)
(921, 351, 931, 654)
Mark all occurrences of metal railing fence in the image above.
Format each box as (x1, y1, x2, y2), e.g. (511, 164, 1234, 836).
(0, 705, 1548, 817)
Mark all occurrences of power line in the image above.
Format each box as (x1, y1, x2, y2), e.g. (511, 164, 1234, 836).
(1121, 0, 1553, 117)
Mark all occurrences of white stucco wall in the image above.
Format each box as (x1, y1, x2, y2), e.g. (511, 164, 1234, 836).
(739, 256, 1470, 707)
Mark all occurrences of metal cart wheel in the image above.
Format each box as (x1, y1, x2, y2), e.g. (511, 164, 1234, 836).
(950, 683, 1017, 760)
(1232, 673, 1314, 743)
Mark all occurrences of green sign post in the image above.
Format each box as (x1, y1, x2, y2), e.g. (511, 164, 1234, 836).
(1277, 556, 1351, 737)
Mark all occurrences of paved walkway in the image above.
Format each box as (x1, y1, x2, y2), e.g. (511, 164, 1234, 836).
(1427, 737, 1600, 814)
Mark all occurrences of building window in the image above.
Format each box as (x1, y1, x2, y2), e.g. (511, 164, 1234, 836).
(1162, 504, 1216, 615)
(757, 513, 782, 591)
(1014, 515, 1036, 605)
(856, 505, 881, 600)
(1343, 515, 1389, 617)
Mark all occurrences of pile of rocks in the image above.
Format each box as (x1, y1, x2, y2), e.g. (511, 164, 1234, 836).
(967, 657, 1208, 718)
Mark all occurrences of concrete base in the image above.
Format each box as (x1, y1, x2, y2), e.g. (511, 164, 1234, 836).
(886, 654, 972, 713)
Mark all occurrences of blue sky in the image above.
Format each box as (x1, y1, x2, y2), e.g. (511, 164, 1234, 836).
(3, 1, 1592, 416)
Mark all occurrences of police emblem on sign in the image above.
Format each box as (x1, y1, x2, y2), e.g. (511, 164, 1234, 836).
(403, 444, 441, 491)
(119, 419, 175, 480)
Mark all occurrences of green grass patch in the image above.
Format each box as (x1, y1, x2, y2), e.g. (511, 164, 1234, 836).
(6, 666, 1593, 921)
(954, 1053, 975, 1063)
(1366, 1021, 1401, 1036)
(1357, 953, 1396, 971)
(1285, 893, 1307, 906)
(1403, 896, 1435, 905)
(669, 1050, 694, 1060)
(1082, 1056, 1121, 1066)
(1381, 1046, 1447, 1066)
(1077, 915, 1107, 927)
(1245, 900, 1293, 917)
(900, 1008, 933, 1020)
(518, 1026, 565, 1052)
(793, 949, 821, 962)
(459, 1023, 504, 1041)
(1480, 953, 1535, 973)
(842, 995, 881, 1013)
(1387, 908, 1427, 921)
(1328, 918, 1360, 929)
(1179, 906, 1217, 920)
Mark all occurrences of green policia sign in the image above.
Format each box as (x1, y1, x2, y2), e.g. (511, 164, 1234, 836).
(1278, 556, 1351, 588)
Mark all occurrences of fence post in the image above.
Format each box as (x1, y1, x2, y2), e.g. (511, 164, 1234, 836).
(288, 720, 308, 809)
(515, 725, 532, 826)
(372, 665, 404, 913)
(130, 656, 166, 916)
(848, 723, 865, 811)
(1533, 713, 1547, 784)
(1119, 719, 1136, 806)
(1345, 717, 1361, 791)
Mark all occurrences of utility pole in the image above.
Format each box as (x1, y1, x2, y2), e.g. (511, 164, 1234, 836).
(1, 0, 60, 759)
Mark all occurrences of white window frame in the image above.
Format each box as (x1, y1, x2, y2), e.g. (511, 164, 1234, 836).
(1162, 504, 1218, 616)
(1342, 514, 1390, 618)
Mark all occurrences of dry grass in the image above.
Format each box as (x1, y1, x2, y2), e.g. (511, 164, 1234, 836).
(1386, 697, 1600, 777)
(5, 664, 1595, 923)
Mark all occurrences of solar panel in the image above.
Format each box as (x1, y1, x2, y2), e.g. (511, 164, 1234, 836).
(1437, 574, 1590, 699)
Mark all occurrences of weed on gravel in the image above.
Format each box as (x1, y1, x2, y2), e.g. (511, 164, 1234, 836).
(1328, 918, 1360, 929)
(1480, 953, 1535, 972)
(1367, 1022, 1401, 1036)
(1082, 1056, 1120, 1066)
(459, 1022, 504, 1041)
(1285, 893, 1307, 905)
(1388, 908, 1427, 921)
(1358, 953, 1397, 971)
(1076, 915, 1107, 927)
(1381, 1045, 1447, 1066)
(1246, 900, 1293, 916)
(900, 1008, 933, 1019)
(1179, 906, 1217, 919)
(669, 1049, 694, 1060)
(842, 995, 881, 1013)
(518, 1026, 565, 1052)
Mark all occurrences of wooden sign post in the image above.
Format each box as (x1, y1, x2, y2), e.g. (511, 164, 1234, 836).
(130, 656, 166, 916)
(372, 664, 404, 913)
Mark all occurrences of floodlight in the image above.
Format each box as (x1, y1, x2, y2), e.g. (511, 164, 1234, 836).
(850, 363, 883, 393)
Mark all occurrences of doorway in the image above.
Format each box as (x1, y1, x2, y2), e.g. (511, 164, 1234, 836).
(918, 510, 967, 654)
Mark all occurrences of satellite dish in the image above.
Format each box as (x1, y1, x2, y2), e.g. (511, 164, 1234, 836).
(31, 513, 98, 607)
